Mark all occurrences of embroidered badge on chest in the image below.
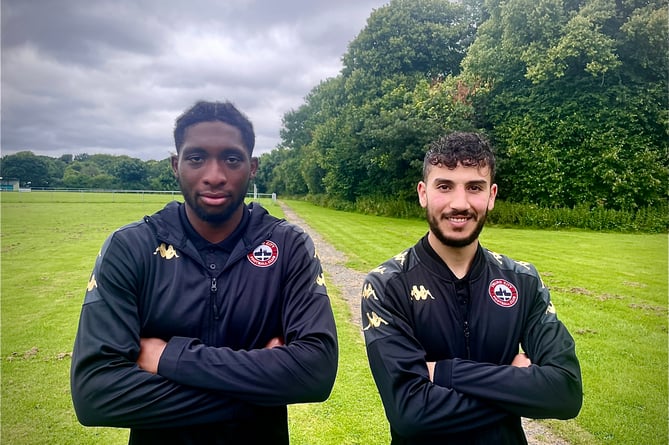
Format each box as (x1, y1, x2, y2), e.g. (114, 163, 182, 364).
(488, 279, 519, 307)
(248, 240, 279, 267)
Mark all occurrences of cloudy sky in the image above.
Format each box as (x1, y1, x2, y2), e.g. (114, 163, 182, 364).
(1, 0, 389, 161)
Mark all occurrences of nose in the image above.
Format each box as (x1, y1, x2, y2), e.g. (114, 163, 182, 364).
(449, 186, 470, 212)
(202, 160, 228, 186)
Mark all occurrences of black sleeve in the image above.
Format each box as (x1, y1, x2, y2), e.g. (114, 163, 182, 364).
(70, 232, 257, 428)
(443, 271, 583, 419)
(361, 265, 509, 438)
(156, 230, 339, 406)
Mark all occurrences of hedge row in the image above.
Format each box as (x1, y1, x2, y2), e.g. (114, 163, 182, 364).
(302, 195, 668, 233)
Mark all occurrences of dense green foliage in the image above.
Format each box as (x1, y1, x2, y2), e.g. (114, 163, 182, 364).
(256, 0, 668, 216)
(465, 0, 669, 210)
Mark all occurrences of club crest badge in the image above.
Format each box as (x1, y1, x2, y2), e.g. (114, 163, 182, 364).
(248, 240, 279, 267)
(488, 279, 519, 307)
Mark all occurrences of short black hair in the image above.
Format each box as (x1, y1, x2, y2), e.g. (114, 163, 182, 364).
(423, 132, 496, 182)
(173, 100, 255, 154)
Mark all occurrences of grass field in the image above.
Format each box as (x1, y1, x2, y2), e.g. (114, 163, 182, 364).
(1, 191, 667, 444)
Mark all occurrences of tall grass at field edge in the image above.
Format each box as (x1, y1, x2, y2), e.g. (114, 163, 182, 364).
(299, 194, 668, 233)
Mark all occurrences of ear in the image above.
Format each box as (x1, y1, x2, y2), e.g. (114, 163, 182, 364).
(249, 157, 259, 179)
(488, 183, 498, 211)
(170, 154, 179, 177)
(417, 181, 428, 208)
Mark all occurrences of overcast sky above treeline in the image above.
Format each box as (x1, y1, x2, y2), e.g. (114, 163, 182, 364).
(1, 0, 389, 161)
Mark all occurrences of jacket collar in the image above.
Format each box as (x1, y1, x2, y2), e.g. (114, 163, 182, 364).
(415, 234, 487, 282)
(145, 201, 281, 258)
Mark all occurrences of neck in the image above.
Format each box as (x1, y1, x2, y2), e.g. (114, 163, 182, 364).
(427, 232, 478, 279)
(185, 205, 244, 244)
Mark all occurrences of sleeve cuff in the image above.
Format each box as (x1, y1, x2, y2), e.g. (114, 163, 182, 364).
(157, 336, 194, 378)
(433, 359, 453, 389)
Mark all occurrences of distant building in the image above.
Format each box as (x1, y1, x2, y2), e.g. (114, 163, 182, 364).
(1, 178, 20, 191)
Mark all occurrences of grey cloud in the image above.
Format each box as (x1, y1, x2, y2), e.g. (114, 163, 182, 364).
(1, 0, 389, 160)
(2, 1, 166, 65)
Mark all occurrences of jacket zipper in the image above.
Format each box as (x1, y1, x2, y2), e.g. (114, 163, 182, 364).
(455, 281, 472, 359)
(210, 277, 220, 320)
(463, 319, 471, 359)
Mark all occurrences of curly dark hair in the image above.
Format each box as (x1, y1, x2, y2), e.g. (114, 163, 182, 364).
(173, 100, 255, 154)
(423, 132, 496, 182)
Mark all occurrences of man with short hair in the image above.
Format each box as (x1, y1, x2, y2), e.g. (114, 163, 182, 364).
(361, 132, 582, 444)
(71, 100, 338, 444)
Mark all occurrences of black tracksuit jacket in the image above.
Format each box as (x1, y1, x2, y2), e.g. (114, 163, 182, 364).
(361, 237, 582, 444)
(71, 201, 338, 444)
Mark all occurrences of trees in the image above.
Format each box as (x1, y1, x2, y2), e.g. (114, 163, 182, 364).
(342, 0, 479, 79)
(146, 159, 178, 191)
(0, 152, 178, 191)
(0, 151, 57, 187)
(262, 0, 485, 201)
(110, 156, 148, 190)
(461, 0, 668, 210)
(257, 0, 667, 212)
(5, 0, 665, 211)
(489, 80, 668, 209)
(256, 147, 309, 196)
(330, 0, 483, 200)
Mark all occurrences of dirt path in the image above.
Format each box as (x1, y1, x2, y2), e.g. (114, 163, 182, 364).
(279, 202, 570, 445)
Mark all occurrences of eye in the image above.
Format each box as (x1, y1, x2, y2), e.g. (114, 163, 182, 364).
(436, 183, 451, 191)
(224, 154, 244, 166)
(186, 154, 205, 164)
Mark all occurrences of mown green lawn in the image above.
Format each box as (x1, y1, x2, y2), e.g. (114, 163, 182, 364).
(1, 192, 666, 444)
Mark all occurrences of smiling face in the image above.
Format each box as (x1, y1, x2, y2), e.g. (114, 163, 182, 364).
(418, 162, 497, 249)
(171, 120, 257, 240)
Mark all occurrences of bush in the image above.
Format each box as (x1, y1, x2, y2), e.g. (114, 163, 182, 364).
(488, 201, 668, 233)
(301, 194, 668, 233)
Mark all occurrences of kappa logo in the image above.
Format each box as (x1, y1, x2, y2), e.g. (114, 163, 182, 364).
(489, 250, 504, 266)
(154, 243, 179, 260)
(87, 274, 97, 292)
(361, 283, 377, 300)
(370, 265, 386, 275)
(394, 251, 408, 266)
(248, 240, 279, 267)
(546, 301, 556, 315)
(411, 285, 434, 301)
(363, 311, 388, 330)
(489, 279, 519, 308)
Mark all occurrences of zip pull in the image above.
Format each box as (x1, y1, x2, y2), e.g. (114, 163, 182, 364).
(211, 277, 219, 320)
(463, 320, 471, 359)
